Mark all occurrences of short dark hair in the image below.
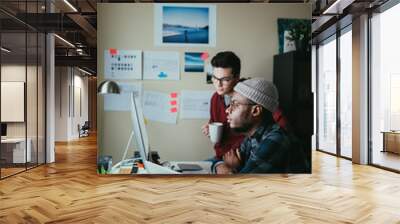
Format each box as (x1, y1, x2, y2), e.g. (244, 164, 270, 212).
(211, 51, 241, 77)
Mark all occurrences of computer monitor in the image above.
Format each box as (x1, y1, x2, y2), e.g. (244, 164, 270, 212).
(130, 93, 149, 162)
(1, 123, 7, 137)
(130, 92, 179, 174)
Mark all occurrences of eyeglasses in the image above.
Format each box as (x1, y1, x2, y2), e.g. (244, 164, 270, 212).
(228, 100, 256, 110)
(211, 75, 234, 85)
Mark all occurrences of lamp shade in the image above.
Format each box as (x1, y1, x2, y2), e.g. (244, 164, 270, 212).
(97, 80, 120, 95)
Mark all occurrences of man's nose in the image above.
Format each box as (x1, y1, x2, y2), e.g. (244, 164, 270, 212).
(226, 106, 232, 114)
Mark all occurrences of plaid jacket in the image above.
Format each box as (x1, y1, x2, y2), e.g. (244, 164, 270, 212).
(236, 123, 309, 173)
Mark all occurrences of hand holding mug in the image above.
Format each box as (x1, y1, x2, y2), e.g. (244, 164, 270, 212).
(209, 122, 223, 143)
(201, 123, 210, 137)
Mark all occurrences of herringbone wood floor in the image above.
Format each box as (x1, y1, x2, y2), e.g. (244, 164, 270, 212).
(0, 134, 400, 224)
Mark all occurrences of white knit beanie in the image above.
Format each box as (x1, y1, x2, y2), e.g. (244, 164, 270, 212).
(234, 78, 279, 113)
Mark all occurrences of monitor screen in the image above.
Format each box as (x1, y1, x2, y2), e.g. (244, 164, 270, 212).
(1, 123, 7, 137)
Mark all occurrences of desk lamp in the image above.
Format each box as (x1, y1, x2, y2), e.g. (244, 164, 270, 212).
(97, 80, 147, 163)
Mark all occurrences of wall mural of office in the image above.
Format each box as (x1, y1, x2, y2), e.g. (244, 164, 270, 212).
(0, 21, 46, 178)
(97, 3, 313, 175)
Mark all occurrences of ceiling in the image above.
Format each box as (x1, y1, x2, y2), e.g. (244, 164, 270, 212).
(311, 0, 391, 44)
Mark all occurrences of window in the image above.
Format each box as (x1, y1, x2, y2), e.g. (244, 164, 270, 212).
(339, 28, 352, 158)
(370, 2, 400, 171)
(317, 36, 337, 154)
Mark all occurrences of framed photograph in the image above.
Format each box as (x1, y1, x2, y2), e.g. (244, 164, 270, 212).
(185, 52, 205, 72)
(277, 18, 311, 54)
(154, 4, 216, 47)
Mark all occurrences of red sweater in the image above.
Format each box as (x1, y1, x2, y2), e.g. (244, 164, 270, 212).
(209, 92, 245, 159)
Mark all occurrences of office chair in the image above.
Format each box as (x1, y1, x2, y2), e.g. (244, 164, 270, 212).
(79, 121, 90, 138)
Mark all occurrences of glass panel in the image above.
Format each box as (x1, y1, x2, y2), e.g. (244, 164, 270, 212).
(0, 1, 46, 178)
(312, 45, 317, 150)
(340, 29, 352, 158)
(38, 32, 45, 165)
(371, 3, 400, 171)
(27, 31, 38, 169)
(318, 37, 337, 154)
(25, 0, 38, 169)
(1, 31, 27, 177)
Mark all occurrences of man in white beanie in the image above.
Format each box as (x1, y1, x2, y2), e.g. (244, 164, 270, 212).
(214, 78, 310, 174)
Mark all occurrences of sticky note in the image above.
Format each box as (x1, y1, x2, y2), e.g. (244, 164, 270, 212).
(170, 92, 178, 98)
(200, 52, 209, 61)
(170, 108, 178, 113)
(109, 48, 117, 55)
(170, 100, 177, 106)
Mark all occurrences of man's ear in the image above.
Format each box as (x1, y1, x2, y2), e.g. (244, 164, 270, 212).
(251, 105, 263, 117)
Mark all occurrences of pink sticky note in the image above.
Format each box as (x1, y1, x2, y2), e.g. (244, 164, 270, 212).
(170, 92, 178, 98)
(170, 107, 178, 113)
(200, 52, 209, 61)
(170, 100, 177, 106)
(109, 48, 117, 55)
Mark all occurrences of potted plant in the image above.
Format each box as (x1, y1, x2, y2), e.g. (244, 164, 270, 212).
(286, 20, 311, 52)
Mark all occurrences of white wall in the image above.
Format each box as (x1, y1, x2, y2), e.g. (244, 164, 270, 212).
(1, 64, 46, 164)
(1, 65, 38, 138)
(98, 3, 311, 162)
(55, 67, 89, 141)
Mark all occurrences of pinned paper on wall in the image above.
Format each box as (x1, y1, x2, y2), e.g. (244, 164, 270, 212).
(104, 82, 143, 111)
(143, 91, 178, 124)
(104, 49, 142, 80)
(143, 51, 180, 80)
(180, 90, 213, 119)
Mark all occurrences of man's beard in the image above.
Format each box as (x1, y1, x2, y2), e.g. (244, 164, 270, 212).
(231, 122, 253, 134)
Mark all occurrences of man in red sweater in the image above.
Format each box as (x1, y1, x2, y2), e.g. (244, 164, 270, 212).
(202, 51, 245, 160)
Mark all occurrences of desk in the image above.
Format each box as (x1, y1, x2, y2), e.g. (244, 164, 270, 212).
(1, 138, 32, 163)
(166, 161, 212, 174)
(110, 159, 212, 175)
(381, 131, 400, 154)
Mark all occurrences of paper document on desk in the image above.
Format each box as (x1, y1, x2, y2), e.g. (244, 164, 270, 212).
(104, 82, 143, 111)
(143, 91, 177, 124)
(180, 90, 213, 119)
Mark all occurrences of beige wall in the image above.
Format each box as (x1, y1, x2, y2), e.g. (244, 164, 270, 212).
(98, 3, 311, 162)
(55, 67, 90, 141)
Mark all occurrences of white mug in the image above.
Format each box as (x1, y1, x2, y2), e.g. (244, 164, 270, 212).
(209, 122, 223, 144)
